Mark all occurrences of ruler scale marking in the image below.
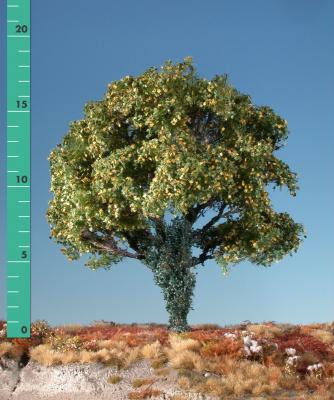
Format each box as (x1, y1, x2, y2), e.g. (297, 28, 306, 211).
(7, 0, 31, 338)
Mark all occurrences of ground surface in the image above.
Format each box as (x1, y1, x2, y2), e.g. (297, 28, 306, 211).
(1, 321, 334, 400)
(0, 357, 309, 400)
(0, 357, 210, 400)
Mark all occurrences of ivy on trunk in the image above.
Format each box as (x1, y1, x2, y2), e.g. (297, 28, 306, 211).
(144, 216, 196, 332)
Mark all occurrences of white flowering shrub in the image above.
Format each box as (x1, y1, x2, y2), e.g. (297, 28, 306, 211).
(224, 332, 237, 339)
(307, 363, 324, 379)
(31, 320, 53, 339)
(47, 335, 83, 352)
(243, 336, 263, 359)
(285, 347, 296, 356)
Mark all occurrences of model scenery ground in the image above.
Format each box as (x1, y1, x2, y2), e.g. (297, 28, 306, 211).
(1, 320, 334, 399)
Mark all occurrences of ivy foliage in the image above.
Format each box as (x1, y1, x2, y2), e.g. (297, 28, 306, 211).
(47, 57, 305, 272)
(143, 216, 195, 332)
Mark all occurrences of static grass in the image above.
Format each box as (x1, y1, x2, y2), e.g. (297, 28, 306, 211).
(107, 374, 122, 384)
(154, 367, 170, 376)
(131, 377, 156, 388)
(127, 388, 162, 399)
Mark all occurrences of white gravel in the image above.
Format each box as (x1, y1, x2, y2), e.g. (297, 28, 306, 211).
(0, 357, 217, 400)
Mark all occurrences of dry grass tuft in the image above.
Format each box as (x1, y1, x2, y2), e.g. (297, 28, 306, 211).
(168, 333, 201, 352)
(197, 377, 226, 396)
(123, 346, 142, 369)
(210, 355, 238, 375)
(29, 344, 62, 366)
(306, 386, 334, 400)
(107, 374, 122, 384)
(56, 350, 80, 364)
(308, 323, 328, 330)
(209, 359, 282, 397)
(246, 323, 284, 339)
(308, 329, 334, 345)
(169, 395, 187, 400)
(177, 376, 191, 390)
(0, 342, 13, 358)
(278, 374, 299, 391)
(99, 339, 128, 351)
(78, 350, 100, 363)
(127, 388, 162, 399)
(132, 378, 155, 388)
(140, 340, 162, 359)
(150, 354, 168, 369)
(167, 349, 204, 372)
(154, 367, 170, 376)
(96, 348, 125, 369)
(166, 333, 204, 372)
(304, 374, 324, 391)
(29, 344, 120, 368)
(56, 324, 82, 334)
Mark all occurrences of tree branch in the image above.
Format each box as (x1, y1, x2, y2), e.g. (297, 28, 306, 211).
(119, 229, 155, 255)
(191, 252, 215, 267)
(149, 216, 166, 243)
(184, 199, 214, 225)
(81, 229, 145, 260)
(190, 205, 238, 267)
(192, 205, 238, 244)
(200, 202, 227, 233)
(191, 233, 224, 267)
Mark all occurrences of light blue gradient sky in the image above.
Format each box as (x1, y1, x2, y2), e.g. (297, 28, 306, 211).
(1, 0, 333, 327)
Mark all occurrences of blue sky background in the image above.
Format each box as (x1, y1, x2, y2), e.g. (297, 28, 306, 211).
(1, 0, 333, 327)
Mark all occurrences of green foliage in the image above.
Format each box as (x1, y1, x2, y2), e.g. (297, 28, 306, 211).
(47, 56, 304, 272)
(214, 211, 306, 276)
(84, 251, 123, 271)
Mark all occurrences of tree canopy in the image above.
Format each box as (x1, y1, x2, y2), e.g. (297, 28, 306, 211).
(47, 57, 305, 276)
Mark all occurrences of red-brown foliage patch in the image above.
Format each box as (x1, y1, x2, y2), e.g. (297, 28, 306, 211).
(274, 331, 334, 360)
(3, 337, 42, 358)
(186, 328, 237, 343)
(75, 325, 169, 346)
(10, 337, 41, 350)
(200, 338, 243, 359)
(323, 361, 334, 378)
(82, 340, 100, 352)
(191, 324, 222, 330)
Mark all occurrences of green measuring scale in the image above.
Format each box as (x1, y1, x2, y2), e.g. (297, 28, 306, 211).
(7, 0, 31, 338)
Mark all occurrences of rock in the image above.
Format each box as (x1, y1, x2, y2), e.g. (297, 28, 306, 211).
(0, 358, 20, 400)
(0, 357, 220, 400)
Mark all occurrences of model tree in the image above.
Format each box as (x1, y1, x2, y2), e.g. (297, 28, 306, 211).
(47, 57, 305, 332)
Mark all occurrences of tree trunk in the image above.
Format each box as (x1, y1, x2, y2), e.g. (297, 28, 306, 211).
(158, 263, 196, 332)
(144, 216, 196, 332)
